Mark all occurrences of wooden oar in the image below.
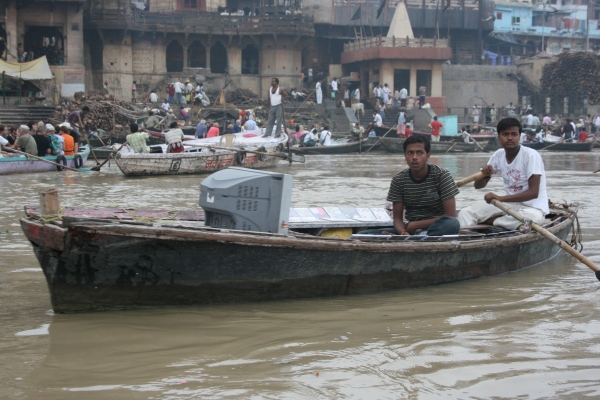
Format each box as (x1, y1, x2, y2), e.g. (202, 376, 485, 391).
(593, 167, 600, 174)
(539, 138, 567, 151)
(366, 125, 394, 153)
(473, 139, 488, 153)
(91, 142, 127, 172)
(444, 142, 457, 154)
(79, 114, 100, 165)
(1, 145, 82, 172)
(186, 143, 291, 160)
(490, 199, 600, 281)
(455, 171, 486, 187)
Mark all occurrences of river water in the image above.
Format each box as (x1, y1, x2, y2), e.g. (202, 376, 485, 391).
(2, 151, 600, 399)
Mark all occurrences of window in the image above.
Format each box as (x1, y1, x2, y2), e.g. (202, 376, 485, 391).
(184, 0, 197, 8)
(496, 11, 502, 20)
(512, 16, 520, 25)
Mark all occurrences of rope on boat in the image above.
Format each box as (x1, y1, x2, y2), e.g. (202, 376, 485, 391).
(39, 207, 65, 223)
(550, 200, 583, 252)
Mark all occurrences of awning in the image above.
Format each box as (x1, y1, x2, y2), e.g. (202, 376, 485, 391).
(0, 56, 54, 80)
(489, 32, 526, 46)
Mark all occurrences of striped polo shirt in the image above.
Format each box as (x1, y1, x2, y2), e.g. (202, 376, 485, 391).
(386, 164, 459, 222)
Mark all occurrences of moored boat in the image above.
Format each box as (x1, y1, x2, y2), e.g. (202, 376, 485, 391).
(289, 138, 370, 155)
(522, 140, 595, 152)
(379, 137, 488, 153)
(0, 146, 91, 175)
(20, 167, 577, 313)
(114, 143, 284, 176)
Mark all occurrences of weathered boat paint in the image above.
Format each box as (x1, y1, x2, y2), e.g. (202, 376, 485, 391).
(0, 147, 90, 175)
(20, 206, 575, 313)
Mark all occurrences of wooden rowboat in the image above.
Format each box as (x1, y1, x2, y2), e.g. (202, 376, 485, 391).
(20, 200, 575, 313)
(113, 142, 284, 177)
(379, 137, 487, 153)
(289, 138, 370, 155)
(522, 140, 595, 152)
(0, 146, 90, 175)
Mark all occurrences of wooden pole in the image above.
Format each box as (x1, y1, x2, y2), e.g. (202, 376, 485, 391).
(491, 199, 600, 281)
(455, 171, 486, 187)
(39, 188, 60, 216)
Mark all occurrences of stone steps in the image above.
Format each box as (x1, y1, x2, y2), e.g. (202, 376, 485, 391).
(0, 105, 56, 127)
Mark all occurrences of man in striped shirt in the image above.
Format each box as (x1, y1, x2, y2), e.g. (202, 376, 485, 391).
(386, 135, 460, 236)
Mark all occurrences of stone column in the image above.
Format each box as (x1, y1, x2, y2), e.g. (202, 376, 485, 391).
(205, 43, 211, 72)
(183, 41, 188, 69)
(409, 66, 417, 97)
(6, 0, 17, 62)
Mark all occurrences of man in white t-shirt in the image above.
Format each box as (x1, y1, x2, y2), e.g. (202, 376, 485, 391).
(319, 125, 332, 146)
(173, 79, 184, 104)
(263, 77, 287, 138)
(372, 110, 383, 127)
(331, 78, 338, 100)
(458, 117, 548, 231)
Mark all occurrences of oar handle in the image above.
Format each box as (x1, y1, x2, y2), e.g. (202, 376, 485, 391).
(455, 171, 487, 187)
(1, 145, 81, 172)
(490, 199, 600, 276)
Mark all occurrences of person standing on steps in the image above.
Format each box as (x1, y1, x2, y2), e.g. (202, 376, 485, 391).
(315, 80, 323, 105)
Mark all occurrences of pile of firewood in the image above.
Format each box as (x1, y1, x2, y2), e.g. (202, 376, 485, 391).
(541, 52, 600, 104)
(49, 91, 141, 133)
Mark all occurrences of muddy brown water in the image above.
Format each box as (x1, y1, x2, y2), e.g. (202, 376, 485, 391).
(2, 151, 600, 399)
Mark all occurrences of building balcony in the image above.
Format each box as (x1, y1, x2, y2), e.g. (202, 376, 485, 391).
(86, 9, 315, 36)
(341, 36, 451, 64)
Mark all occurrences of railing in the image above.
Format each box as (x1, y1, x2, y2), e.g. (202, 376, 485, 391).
(333, 0, 480, 10)
(88, 9, 314, 35)
(343, 36, 449, 52)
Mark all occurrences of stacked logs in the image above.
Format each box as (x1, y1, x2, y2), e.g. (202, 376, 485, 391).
(541, 52, 600, 104)
(49, 91, 138, 133)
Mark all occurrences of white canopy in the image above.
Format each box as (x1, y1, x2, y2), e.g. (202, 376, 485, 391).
(0, 56, 54, 80)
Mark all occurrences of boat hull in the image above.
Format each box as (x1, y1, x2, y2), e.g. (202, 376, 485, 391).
(379, 137, 486, 153)
(0, 148, 91, 175)
(20, 209, 574, 313)
(289, 139, 370, 155)
(523, 141, 594, 152)
(114, 147, 281, 176)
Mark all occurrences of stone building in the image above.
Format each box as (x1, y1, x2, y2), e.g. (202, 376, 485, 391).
(84, 0, 314, 100)
(0, 0, 85, 97)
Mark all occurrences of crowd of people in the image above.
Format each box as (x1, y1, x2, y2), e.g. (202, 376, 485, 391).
(0, 106, 90, 158)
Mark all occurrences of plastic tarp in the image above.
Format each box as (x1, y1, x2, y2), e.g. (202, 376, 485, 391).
(0, 56, 54, 80)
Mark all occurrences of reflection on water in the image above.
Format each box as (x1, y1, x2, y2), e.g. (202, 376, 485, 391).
(2, 152, 600, 398)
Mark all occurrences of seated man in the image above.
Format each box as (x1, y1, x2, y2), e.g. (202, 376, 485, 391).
(165, 121, 185, 153)
(458, 117, 548, 231)
(360, 135, 460, 236)
(126, 123, 150, 153)
(303, 128, 318, 147)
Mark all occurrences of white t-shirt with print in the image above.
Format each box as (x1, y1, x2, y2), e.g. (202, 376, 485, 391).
(487, 146, 549, 214)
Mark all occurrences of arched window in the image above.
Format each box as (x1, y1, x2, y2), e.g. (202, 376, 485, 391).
(166, 41, 183, 72)
(210, 42, 227, 74)
(241, 45, 259, 75)
(188, 41, 206, 68)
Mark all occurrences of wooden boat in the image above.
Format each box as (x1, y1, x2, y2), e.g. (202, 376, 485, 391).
(0, 146, 91, 175)
(20, 200, 576, 313)
(379, 137, 488, 153)
(289, 138, 370, 155)
(522, 140, 595, 152)
(113, 142, 284, 176)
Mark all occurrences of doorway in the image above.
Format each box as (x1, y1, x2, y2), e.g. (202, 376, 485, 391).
(416, 70, 431, 96)
(393, 69, 410, 93)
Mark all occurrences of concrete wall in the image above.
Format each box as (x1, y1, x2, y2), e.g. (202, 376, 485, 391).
(442, 64, 518, 110)
(302, 0, 333, 24)
(515, 57, 553, 90)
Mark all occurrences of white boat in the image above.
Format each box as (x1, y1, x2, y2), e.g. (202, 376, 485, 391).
(0, 146, 91, 175)
(184, 131, 288, 150)
(114, 142, 285, 177)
